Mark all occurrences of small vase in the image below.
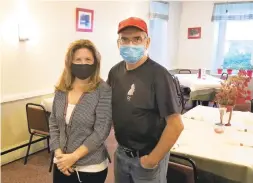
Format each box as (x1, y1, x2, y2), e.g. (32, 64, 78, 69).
(247, 70, 253, 78)
(218, 104, 234, 126)
(217, 68, 222, 74)
(227, 69, 233, 75)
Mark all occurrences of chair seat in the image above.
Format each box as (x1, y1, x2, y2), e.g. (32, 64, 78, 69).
(32, 130, 49, 136)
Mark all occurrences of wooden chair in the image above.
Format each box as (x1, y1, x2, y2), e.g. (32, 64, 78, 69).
(251, 99, 253, 113)
(24, 103, 54, 172)
(178, 69, 192, 74)
(167, 153, 198, 183)
(172, 76, 190, 113)
(220, 73, 228, 80)
(234, 102, 252, 112)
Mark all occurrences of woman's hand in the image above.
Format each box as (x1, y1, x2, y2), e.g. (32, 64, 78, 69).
(54, 149, 72, 175)
(55, 148, 63, 157)
(55, 145, 88, 176)
(59, 167, 74, 176)
(56, 153, 79, 173)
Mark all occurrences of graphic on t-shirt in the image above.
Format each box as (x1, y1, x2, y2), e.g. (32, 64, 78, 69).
(127, 84, 135, 101)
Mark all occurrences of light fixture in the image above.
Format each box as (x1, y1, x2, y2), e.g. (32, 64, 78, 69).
(18, 23, 29, 42)
(18, 0, 29, 42)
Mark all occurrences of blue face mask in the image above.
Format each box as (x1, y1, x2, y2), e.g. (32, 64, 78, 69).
(120, 45, 145, 64)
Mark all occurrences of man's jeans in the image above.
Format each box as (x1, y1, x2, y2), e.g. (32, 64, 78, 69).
(114, 146, 170, 183)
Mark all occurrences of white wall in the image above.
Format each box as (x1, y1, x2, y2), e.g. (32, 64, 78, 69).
(0, 2, 4, 102)
(176, 1, 216, 70)
(0, 25, 2, 99)
(167, 1, 182, 69)
(0, 0, 149, 102)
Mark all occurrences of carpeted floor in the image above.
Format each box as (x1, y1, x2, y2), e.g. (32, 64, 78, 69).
(1, 130, 117, 183)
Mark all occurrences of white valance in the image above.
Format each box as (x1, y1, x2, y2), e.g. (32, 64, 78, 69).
(211, 2, 253, 21)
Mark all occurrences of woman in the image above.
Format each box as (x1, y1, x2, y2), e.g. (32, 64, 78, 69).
(49, 39, 112, 183)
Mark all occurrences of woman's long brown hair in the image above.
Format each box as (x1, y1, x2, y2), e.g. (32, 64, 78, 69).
(55, 39, 101, 93)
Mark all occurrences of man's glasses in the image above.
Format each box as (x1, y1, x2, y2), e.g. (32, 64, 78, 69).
(118, 36, 147, 45)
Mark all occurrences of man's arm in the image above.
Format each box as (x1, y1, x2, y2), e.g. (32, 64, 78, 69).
(148, 114, 183, 165)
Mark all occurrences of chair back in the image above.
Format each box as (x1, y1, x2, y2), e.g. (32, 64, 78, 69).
(251, 99, 253, 113)
(178, 69, 191, 74)
(26, 103, 49, 135)
(167, 153, 197, 183)
(172, 76, 184, 110)
(234, 103, 251, 112)
(220, 73, 228, 80)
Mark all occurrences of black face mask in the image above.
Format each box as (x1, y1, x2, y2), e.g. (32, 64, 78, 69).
(71, 63, 96, 80)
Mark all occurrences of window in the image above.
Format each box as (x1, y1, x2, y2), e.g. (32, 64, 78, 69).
(216, 21, 253, 70)
(149, 1, 169, 69)
(213, 2, 253, 71)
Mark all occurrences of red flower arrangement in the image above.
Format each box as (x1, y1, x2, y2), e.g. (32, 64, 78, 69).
(215, 82, 238, 106)
(215, 70, 251, 106)
(231, 70, 251, 104)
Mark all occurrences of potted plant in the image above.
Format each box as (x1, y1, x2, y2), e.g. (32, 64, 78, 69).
(231, 70, 251, 104)
(215, 70, 251, 126)
(215, 81, 237, 126)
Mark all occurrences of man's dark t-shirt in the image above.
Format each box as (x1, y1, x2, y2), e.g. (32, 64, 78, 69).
(107, 58, 180, 154)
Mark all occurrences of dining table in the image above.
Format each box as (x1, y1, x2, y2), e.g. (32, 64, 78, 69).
(174, 74, 222, 101)
(171, 105, 253, 183)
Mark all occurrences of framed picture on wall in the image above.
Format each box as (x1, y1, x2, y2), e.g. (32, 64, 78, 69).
(76, 8, 94, 32)
(188, 27, 201, 39)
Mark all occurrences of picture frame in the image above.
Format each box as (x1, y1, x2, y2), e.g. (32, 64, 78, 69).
(76, 8, 94, 32)
(188, 27, 201, 39)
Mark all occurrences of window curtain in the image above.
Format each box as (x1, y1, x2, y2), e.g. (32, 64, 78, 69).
(211, 2, 253, 21)
(149, 1, 169, 20)
(148, 1, 169, 68)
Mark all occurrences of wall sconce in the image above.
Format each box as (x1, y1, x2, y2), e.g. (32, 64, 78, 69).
(18, 23, 29, 42)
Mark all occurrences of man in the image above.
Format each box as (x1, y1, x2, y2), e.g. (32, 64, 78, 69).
(107, 17, 184, 183)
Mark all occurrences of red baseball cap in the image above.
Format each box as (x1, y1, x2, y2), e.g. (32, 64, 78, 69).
(118, 17, 148, 34)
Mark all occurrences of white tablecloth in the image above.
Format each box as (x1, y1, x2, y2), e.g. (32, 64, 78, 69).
(174, 74, 222, 91)
(172, 106, 253, 183)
